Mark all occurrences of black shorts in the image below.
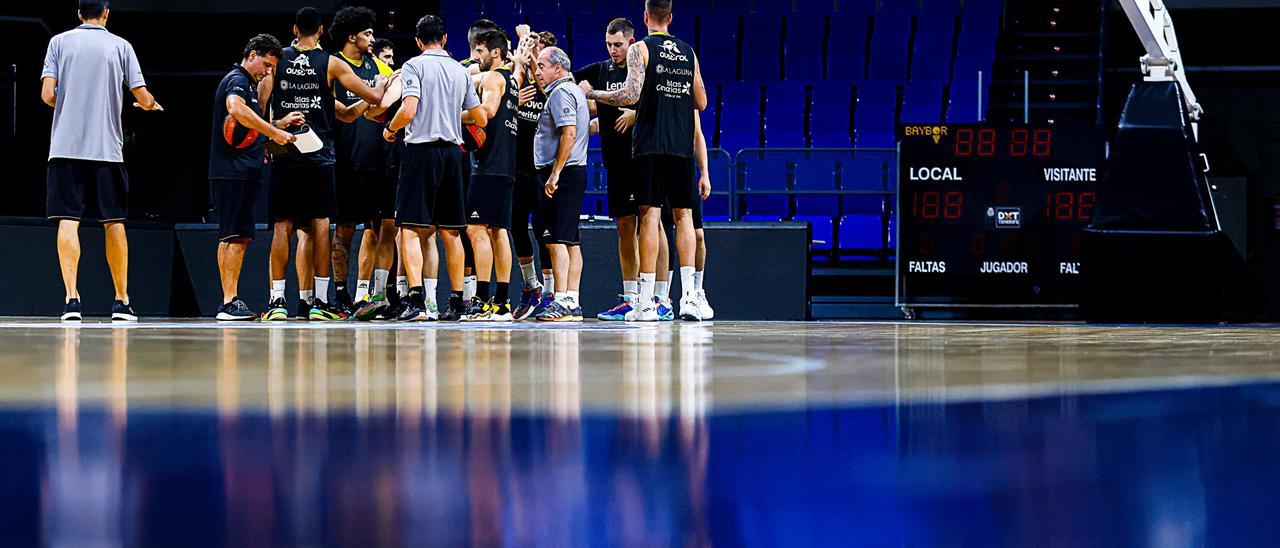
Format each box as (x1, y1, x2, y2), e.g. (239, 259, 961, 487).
(211, 179, 260, 241)
(538, 165, 587, 246)
(268, 164, 336, 224)
(467, 174, 514, 229)
(397, 142, 466, 229)
(637, 154, 697, 211)
(336, 162, 394, 227)
(604, 156, 639, 219)
(46, 159, 128, 223)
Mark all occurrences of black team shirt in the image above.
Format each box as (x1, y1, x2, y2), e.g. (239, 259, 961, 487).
(473, 67, 519, 180)
(333, 52, 391, 171)
(270, 45, 336, 166)
(573, 59, 631, 169)
(209, 65, 265, 181)
(515, 74, 547, 177)
(633, 32, 696, 159)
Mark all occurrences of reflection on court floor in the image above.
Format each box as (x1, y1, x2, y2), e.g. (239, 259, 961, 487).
(2, 321, 1280, 544)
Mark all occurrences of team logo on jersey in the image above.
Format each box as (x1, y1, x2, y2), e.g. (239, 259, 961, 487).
(290, 55, 311, 68)
(658, 40, 689, 62)
(286, 54, 317, 77)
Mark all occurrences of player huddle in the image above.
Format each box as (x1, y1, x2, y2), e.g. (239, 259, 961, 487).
(42, 0, 713, 323)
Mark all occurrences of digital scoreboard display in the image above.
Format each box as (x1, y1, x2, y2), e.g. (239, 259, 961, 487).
(897, 124, 1106, 308)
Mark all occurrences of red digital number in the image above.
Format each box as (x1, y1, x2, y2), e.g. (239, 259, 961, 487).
(1077, 191, 1096, 220)
(970, 234, 986, 255)
(919, 233, 936, 255)
(977, 129, 996, 157)
(1055, 192, 1074, 219)
(1010, 129, 1029, 157)
(954, 128, 974, 157)
(943, 192, 963, 219)
(1033, 129, 1052, 157)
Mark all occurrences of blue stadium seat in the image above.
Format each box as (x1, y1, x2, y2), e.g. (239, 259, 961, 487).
(699, 17, 740, 83)
(810, 82, 851, 148)
(832, 0, 874, 14)
(842, 155, 894, 191)
(795, 158, 837, 188)
(901, 80, 944, 123)
(784, 17, 825, 82)
(742, 15, 783, 82)
(947, 63, 991, 122)
(751, 0, 793, 13)
(703, 149, 733, 191)
(557, 0, 595, 12)
(764, 83, 807, 148)
(922, 0, 962, 15)
(681, 0, 715, 15)
(720, 83, 762, 155)
(570, 13, 612, 60)
(796, 158, 840, 217)
(742, 159, 788, 190)
(839, 214, 884, 251)
(528, 13, 568, 47)
(911, 14, 956, 81)
(867, 10, 910, 83)
(857, 80, 897, 109)
(703, 194, 731, 221)
(699, 97, 719, 149)
(798, 215, 836, 252)
(826, 15, 868, 81)
(796, 0, 835, 13)
(480, 0, 518, 15)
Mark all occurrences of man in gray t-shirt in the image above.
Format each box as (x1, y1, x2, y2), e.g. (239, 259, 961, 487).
(39, 0, 161, 322)
(382, 14, 488, 321)
(531, 46, 590, 322)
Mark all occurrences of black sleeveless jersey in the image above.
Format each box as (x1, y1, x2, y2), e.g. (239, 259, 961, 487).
(333, 52, 384, 170)
(574, 60, 631, 167)
(271, 46, 336, 166)
(633, 33, 696, 159)
(474, 67, 519, 179)
(516, 74, 547, 176)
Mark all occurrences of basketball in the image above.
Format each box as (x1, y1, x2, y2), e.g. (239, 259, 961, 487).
(221, 115, 259, 149)
(461, 123, 487, 153)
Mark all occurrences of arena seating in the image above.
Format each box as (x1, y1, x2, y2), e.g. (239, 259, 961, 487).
(440, 0, 1000, 261)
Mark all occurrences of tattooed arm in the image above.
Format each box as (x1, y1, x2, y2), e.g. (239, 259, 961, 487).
(585, 41, 646, 107)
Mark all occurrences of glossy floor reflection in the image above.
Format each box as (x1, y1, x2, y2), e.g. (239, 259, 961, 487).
(2, 320, 1280, 544)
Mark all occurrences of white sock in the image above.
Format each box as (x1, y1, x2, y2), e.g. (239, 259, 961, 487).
(300, 289, 314, 305)
(665, 271, 675, 298)
(694, 270, 704, 293)
(314, 277, 330, 304)
(520, 262, 540, 286)
(623, 280, 639, 299)
(557, 290, 579, 306)
(373, 269, 390, 294)
(396, 276, 409, 297)
(463, 275, 477, 300)
(655, 280, 670, 300)
(639, 273, 656, 305)
(680, 266, 696, 299)
(271, 280, 286, 302)
(424, 278, 438, 305)
(545, 274, 555, 295)
(355, 279, 371, 302)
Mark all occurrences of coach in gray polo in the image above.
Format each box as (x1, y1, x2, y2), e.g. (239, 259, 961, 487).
(531, 46, 590, 322)
(40, 0, 161, 322)
(382, 14, 488, 321)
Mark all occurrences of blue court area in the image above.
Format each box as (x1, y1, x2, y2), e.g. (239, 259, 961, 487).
(1, 321, 1278, 545)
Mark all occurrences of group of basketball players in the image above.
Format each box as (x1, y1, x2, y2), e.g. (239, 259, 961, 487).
(45, 0, 710, 323)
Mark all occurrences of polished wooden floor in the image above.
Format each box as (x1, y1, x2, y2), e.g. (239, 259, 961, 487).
(3, 319, 1279, 414)
(5, 319, 1280, 545)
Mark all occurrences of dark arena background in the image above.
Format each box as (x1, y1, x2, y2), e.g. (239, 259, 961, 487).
(3, 0, 1280, 544)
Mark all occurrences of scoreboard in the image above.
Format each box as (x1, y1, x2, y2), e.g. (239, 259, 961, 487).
(896, 124, 1106, 309)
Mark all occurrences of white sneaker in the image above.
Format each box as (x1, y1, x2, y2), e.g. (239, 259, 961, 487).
(625, 299, 660, 322)
(425, 300, 440, 321)
(697, 290, 715, 320)
(679, 295, 703, 321)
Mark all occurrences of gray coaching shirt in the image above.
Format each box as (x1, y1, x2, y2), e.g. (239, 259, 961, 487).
(400, 49, 480, 145)
(534, 77, 590, 169)
(41, 24, 146, 163)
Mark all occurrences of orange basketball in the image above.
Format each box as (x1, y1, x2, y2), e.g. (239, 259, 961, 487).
(222, 115, 260, 149)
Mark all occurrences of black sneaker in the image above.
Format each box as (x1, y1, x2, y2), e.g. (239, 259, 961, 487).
(439, 299, 465, 322)
(61, 299, 82, 322)
(111, 300, 138, 322)
(397, 302, 429, 321)
(461, 297, 486, 321)
(295, 300, 311, 320)
(334, 288, 354, 317)
(217, 298, 257, 321)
